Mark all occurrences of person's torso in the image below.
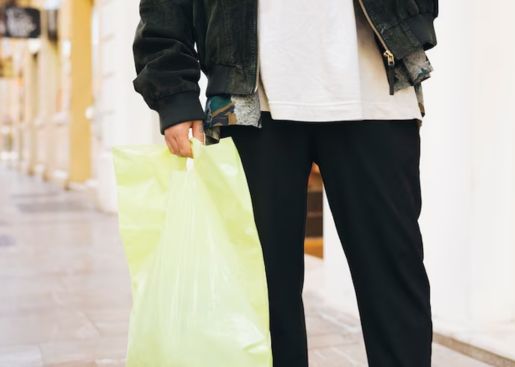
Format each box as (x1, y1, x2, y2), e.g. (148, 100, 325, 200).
(256, 0, 423, 122)
(193, 0, 438, 97)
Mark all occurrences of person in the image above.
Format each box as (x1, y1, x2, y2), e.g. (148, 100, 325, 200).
(132, 0, 439, 366)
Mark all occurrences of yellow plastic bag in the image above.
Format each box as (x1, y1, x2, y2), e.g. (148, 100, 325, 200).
(113, 137, 272, 367)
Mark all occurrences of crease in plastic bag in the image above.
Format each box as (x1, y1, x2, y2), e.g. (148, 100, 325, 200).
(112, 137, 272, 367)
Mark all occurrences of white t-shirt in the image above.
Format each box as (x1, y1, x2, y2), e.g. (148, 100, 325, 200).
(257, 0, 423, 122)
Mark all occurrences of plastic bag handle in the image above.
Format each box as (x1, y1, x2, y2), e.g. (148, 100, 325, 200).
(168, 136, 204, 171)
(190, 136, 204, 160)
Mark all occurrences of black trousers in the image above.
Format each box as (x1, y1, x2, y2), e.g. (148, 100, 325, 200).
(219, 111, 433, 367)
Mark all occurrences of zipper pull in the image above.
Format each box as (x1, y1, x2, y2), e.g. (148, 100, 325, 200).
(384, 50, 395, 95)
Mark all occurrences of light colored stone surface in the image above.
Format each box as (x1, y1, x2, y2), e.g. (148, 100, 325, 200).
(0, 166, 494, 366)
(434, 319, 515, 363)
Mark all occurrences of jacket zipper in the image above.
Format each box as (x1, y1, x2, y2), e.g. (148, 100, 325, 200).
(253, 0, 260, 93)
(254, 50, 260, 93)
(357, 0, 396, 95)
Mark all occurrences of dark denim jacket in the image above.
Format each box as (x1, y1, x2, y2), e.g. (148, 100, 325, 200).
(132, 0, 439, 142)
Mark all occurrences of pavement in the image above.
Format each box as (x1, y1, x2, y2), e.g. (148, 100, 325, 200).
(0, 165, 494, 366)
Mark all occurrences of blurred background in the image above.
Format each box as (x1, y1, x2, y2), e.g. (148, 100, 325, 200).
(0, 0, 514, 366)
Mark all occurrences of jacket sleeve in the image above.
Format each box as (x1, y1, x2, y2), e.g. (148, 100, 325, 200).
(132, 0, 205, 134)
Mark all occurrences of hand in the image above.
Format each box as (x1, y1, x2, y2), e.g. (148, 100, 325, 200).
(164, 120, 204, 158)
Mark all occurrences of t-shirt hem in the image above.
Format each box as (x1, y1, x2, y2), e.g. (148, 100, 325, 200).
(261, 101, 423, 122)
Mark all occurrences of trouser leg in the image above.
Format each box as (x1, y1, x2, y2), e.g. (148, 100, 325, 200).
(313, 119, 433, 367)
(220, 112, 313, 367)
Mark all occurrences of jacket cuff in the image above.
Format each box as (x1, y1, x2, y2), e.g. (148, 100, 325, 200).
(155, 92, 206, 135)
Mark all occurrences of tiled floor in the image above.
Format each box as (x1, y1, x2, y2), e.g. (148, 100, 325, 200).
(0, 166, 493, 366)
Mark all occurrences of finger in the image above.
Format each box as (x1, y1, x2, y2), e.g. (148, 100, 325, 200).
(164, 121, 191, 156)
(192, 120, 205, 145)
(164, 133, 173, 153)
(175, 134, 193, 158)
(164, 131, 179, 154)
(168, 136, 180, 155)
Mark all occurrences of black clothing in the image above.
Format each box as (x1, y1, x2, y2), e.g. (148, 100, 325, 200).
(220, 112, 433, 367)
(132, 0, 438, 133)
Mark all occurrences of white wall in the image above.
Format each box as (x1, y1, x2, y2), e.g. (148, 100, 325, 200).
(92, 0, 208, 212)
(322, 0, 515, 346)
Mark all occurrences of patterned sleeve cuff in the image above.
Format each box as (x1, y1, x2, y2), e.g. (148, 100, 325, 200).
(393, 48, 434, 92)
